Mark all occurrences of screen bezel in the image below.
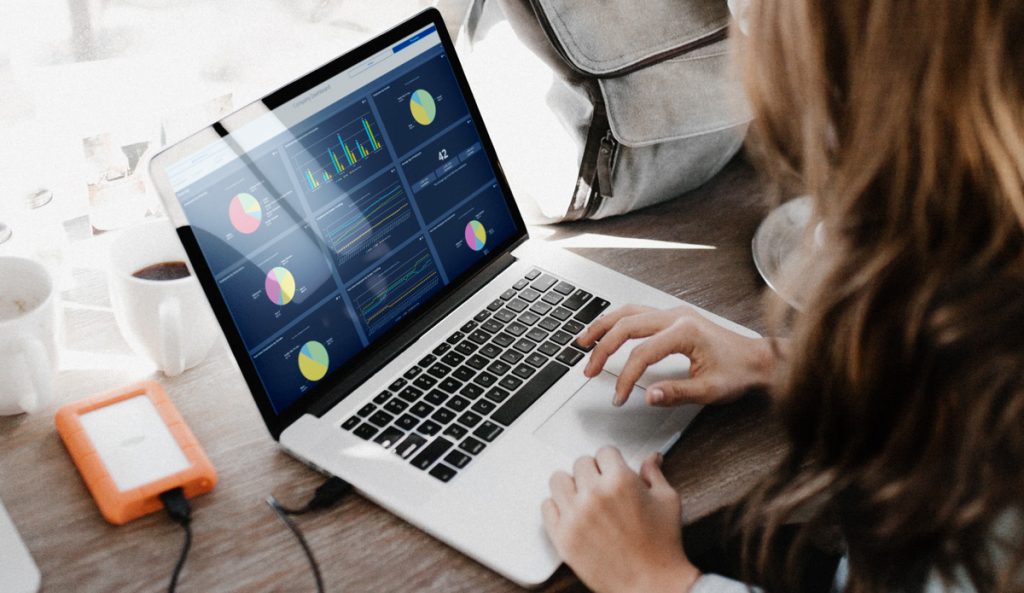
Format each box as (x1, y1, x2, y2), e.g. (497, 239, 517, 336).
(149, 8, 528, 439)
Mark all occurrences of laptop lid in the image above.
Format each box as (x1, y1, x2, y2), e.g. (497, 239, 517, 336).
(149, 9, 528, 439)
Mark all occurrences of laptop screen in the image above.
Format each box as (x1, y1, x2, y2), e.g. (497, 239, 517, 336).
(163, 22, 521, 417)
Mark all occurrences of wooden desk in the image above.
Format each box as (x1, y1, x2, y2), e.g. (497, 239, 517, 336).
(0, 155, 785, 592)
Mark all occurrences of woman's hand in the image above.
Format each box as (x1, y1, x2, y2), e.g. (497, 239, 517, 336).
(577, 304, 778, 407)
(542, 448, 700, 593)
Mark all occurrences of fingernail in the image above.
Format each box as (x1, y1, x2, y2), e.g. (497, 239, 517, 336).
(612, 394, 622, 406)
(656, 453, 664, 465)
(650, 388, 664, 403)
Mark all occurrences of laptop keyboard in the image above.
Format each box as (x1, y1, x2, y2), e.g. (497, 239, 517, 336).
(340, 268, 609, 482)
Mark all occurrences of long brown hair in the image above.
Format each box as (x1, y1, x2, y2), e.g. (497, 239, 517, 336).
(734, 1, 1024, 592)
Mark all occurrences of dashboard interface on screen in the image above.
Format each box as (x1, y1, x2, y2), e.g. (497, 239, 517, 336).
(165, 25, 519, 415)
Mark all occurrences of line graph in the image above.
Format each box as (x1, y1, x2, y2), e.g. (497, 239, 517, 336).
(351, 244, 440, 336)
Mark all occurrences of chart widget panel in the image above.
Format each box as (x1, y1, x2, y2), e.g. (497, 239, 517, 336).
(346, 236, 442, 339)
(312, 168, 419, 282)
(251, 297, 363, 413)
(372, 52, 471, 158)
(285, 98, 390, 212)
(428, 184, 519, 280)
(178, 149, 301, 273)
(213, 224, 344, 349)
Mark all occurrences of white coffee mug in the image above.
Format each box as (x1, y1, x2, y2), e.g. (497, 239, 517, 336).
(108, 221, 218, 377)
(0, 256, 59, 415)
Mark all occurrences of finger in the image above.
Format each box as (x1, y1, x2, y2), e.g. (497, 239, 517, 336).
(572, 456, 601, 490)
(577, 304, 652, 347)
(645, 377, 717, 406)
(612, 327, 693, 404)
(639, 452, 671, 490)
(549, 470, 577, 507)
(585, 310, 673, 378)
(594, 446, 629, 479)
(541, 498, 560, 533)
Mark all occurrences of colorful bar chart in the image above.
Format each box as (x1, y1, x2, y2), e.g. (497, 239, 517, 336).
(299, 115, 386, 192)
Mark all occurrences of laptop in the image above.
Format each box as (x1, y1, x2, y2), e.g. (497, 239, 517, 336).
(149, 9, 757, 586)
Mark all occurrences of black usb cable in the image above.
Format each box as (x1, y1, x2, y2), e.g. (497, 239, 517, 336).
(159, 488, 193, 593)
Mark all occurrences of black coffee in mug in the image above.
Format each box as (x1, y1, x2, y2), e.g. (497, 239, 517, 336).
(132, 261, 191, 281)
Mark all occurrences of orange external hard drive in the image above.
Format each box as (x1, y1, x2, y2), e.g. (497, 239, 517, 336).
(55, 381, 217, 525)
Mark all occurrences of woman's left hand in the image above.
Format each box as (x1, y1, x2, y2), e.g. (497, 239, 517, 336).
(542, 447, 701, 593)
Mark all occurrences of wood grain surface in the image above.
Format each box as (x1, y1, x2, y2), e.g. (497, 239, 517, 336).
(0, 155, 786, 592)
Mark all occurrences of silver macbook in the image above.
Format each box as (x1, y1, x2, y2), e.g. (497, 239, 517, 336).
(149, 9, 757, 586)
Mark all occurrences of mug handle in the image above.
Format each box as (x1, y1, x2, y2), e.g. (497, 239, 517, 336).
(159, 298, 186, 377)
(5, 336, 53, 414)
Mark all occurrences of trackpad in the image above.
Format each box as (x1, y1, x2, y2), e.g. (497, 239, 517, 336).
(533, 372, 701, 467)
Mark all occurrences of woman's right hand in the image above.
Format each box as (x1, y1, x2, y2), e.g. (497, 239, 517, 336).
(576, 304, 778, 407)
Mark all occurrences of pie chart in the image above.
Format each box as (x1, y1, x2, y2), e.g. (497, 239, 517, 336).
(228, 193, 262, 234)
(265, 267, 296, 306)
(410, 89, 436, 126)
(298, 340, 330, 382)
(465, 220, 487, 251)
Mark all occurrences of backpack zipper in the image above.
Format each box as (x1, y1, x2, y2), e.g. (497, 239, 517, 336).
(596, 130, 617, 200)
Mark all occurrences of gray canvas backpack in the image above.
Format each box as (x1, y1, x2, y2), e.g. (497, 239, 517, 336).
(458, 0, 750, 222)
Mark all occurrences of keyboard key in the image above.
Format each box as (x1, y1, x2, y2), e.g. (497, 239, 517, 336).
(473, 310, 490, 322)
(538, 317, 560, 331)
(542, 292, 563, 305)
(446, 396, 470, 412)
(518, 288, 541, 302)
(518, 311, 541, 325)
(513, 364, 536, 379)
(374, 426, 405, 448)
(459, 383, 484, 399)
(482, 319, 504, 334)
(562, 289, 592, 311)
(384, 398, 410, 414)
(411, 437, 454, 470)
(550, 330, 573, 345)
(466, 354, 488, 369)
(479, 343, 502, 358)
(513, 339, 537, 353)
(526, 352, 548, 367)
(418, 354, 437, 368)
(556, 347, 586, 366)
(526, 328, 548, 342)
(373, 391, 391, 405)
(446, 331, 465, 345)
(444, 450, 472, 469)
(574, 297, 610, 323)
(354, 423, 379, 440)
(525, 269, 541, 280)
(417, 420, 442, 436)
(506, 298, 528, 313)
(413, 375, 437, 390)
(395, 433, 427, 459)
(473, 372, 498, 387)
(424, 390, 447, 406)
(369, 410, 395, 427)
(396, 414, 419, 430)
(492, 362, 570, 426)
(432, 407, 456, 424)
(494, 308, 516, 323)
(550, 307, 572, 321)
(513, 278, 530, 290)
(455, 341, 478, 356)
(486, 361, 511, 375)
(500, 350, 525, 364)
(485, 387, 511, 403)
(573, 338, 595, 353)
(443, 423, 468, 440)
(487, 299, 503, 311)
(428, 363, 452, 378)
(538, 341, 561, 356)
(473, 421, 504, 442)
(532, 275, 557, 292)
(429, 464, 457, 483)
(562, 319, 585, 335)
(471, 399, 496, 415)
(441, 352, 465, 367)
(404, 366, 422, 379)
(530, 301, 553, 316)
(459, 437, 486, 455)
(411, 401, 435, 418)
(460, 320, 478, 333)
(500, 288, 516, 300)
(389, 378, 408, 392)
(499, 375, 524, 391)
(453, 366, 476, 382)
(506, 321, 528, 336)
(553, 281, 575, 296)
(357, 403, 375, 417)
(439, 377, 463, 394)
(399, 386, 424, 402)
(468, 330, 491, 345)
(341, 416, 360, 430)
(492, 333, 515, 348)
(432, 342, 451, 356)
(457, 411, 484, 428)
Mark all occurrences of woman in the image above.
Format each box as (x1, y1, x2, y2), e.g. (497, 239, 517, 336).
(540, 0, 1024, 592)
